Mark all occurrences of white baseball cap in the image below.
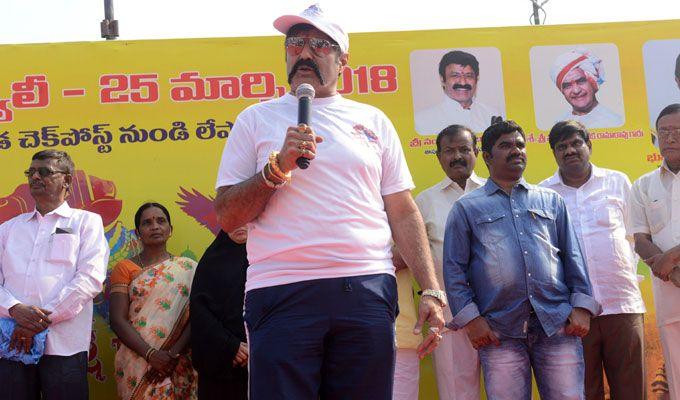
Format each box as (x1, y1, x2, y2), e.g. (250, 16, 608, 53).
(273, 4, 349, 53)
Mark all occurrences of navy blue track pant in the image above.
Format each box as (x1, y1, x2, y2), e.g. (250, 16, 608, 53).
(244, 273, 398, 400)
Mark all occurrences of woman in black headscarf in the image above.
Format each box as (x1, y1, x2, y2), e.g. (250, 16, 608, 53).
(190, 226, 249, 400)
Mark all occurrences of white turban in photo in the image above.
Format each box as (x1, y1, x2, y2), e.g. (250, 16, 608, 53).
(550, 48, 605, 90)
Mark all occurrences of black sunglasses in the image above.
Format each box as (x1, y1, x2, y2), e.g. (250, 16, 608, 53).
(24, 167, 69, 178)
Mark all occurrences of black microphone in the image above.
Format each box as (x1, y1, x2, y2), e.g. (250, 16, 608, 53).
(295, 83, 316, 169)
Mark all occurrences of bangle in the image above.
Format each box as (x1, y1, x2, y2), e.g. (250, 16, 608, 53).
(268, 151, 291, 182)
(261, 163, 286, 189)
(144, 347, 157, 361)
(265, 163, 285, 184)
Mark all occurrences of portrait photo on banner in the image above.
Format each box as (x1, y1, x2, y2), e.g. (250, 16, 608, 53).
(409, 47, 506, 136)
(643, 38, 680, 130)
(530, 43, 626, 130)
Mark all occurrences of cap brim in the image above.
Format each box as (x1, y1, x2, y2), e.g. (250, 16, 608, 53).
(273, 15, 319, 36)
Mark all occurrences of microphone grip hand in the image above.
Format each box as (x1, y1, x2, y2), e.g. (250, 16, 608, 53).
(279, 125, 323, 173)
(296, 96, 312, 169)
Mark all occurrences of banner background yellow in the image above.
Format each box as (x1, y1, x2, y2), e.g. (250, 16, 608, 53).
(1, 18, 678, 399)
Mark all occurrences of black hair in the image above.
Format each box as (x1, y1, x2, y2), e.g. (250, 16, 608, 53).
(438, 50, 480, 78)
(548, 120, 591, 150)
(32, 150, 75, 175)
(436, 124, 477, 154)
(134, 202, 172, 231)
(656, 103, 680, 130)
(481, 120, 525, 154)
(675, 53, 680, 80)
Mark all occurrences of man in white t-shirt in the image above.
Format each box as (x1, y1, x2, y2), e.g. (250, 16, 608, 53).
(415, 50, 502, 135)
(550, 48, 624, 129)
(630, 104, 680, 399)
(540, 120, 645, 400)
(214, 5, 445, 400)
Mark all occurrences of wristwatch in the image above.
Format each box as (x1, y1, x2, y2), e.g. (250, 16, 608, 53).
(420, 289, 448, 308)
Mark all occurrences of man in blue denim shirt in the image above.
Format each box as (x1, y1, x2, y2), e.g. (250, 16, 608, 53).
(443, 120, 601, 400)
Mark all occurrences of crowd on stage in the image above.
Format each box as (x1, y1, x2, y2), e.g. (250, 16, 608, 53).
(1, 4, 680, 400)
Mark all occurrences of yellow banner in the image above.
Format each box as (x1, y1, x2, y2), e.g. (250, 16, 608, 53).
(1, 18, 679, 399)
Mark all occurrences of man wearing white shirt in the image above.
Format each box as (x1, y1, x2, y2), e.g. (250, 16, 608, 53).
(415, 125, 485, 400)
(540, 120, 645, 400)
(0, 150, 108, 399)
(630, 104, 680, 399)
(415, 51, 502, 135)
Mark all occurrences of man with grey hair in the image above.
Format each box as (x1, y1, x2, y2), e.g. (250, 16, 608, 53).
(0, 150, 109, 399)
(630, 104, 680, 399)
(214, 5, 445, 399)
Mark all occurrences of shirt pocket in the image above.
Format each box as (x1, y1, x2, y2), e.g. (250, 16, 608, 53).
(647, 200, 667, 235)
(474, 212, 507, 245)
(47, 233, 79, 267)
(528, 208, 556, 239)
(592, 196, 624, 229)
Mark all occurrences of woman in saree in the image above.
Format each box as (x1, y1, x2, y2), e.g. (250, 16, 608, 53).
(109, 202, 198, 399)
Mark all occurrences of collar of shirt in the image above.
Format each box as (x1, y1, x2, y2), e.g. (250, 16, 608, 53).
(27, 201, 73, 221)
(544, 163, 606, 188)
(482, 177, 532, 196)
(437, 172, 485, 192)
(441, 94, 479, 113)
(660, 160, 680, 178)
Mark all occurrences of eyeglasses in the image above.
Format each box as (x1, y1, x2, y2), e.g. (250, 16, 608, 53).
(24, 167, 69, 178)
(285, 37, 340, 57)
(656, 127, 680, 140)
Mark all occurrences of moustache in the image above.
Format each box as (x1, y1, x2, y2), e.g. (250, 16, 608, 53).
(449, 159, 467, 168)
(506, 155, 524, 163)
(288, 59, 325, 85)
(452, 84, 473, 91)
